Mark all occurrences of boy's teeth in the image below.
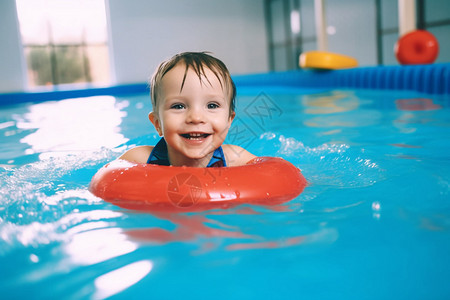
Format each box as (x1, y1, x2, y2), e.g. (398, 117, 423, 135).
(182, 133, 209, 139)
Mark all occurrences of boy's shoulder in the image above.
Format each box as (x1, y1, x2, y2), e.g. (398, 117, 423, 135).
(222, 144, 256, 166)
(118, 145, 153, 164)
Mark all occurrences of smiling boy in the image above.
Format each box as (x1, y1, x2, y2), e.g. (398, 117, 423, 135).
(119, 52, 256, 167)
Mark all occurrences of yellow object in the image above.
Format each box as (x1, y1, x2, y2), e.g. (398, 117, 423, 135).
(299, 51, 358, 70)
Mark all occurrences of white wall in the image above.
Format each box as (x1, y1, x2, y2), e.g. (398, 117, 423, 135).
(0, 1, 26, 93)
(107, 0, 269, 85)
(327, 0, 377, 66)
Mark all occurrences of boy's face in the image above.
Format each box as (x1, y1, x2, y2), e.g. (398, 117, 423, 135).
(149, 63, 235, 165)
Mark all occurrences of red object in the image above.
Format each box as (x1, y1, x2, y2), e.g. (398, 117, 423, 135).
(395, 30, 439, 65)
(89, 157, 307, 213)
(395, 98, 442, 111)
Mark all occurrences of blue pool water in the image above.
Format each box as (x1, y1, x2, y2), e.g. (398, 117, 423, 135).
(0, 85, 449, 299)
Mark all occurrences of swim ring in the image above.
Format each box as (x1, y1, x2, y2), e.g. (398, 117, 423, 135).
(89, 157, 307, 212)
(395, 30, 439, 65)
(299, 51, 358, 70)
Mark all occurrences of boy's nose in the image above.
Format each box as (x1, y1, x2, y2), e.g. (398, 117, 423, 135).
(186, 107, 205, 124)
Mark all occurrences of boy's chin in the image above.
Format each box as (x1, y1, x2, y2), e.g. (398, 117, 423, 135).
(178, 151, 213, 164)
(183, 153, 210, 161)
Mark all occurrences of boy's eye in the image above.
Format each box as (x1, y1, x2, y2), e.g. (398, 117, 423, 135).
(170, 103, 185, 109)
(207, 102, 220, 109)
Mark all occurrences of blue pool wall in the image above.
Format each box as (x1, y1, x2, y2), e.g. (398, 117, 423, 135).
(0, 63, 449, 106)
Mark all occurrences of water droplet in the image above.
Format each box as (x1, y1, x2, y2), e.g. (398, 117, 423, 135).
(30, 254, 39, 263)
(372, 201, 381, 211)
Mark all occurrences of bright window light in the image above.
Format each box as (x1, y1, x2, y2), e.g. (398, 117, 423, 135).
(290, 10, 301, 35)
(15, 0, 110, 87)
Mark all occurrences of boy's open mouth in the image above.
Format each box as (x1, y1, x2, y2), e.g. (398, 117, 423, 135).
(180, 132, 211, 140)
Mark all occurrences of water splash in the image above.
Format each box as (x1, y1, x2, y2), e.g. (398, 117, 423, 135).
(0, 143, 145, 299)
(257, 133, 384, 189)
(0, 147, 118, 225)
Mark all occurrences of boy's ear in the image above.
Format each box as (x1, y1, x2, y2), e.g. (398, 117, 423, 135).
(229, 111, 236, 124)
(149, 112, 163, 136)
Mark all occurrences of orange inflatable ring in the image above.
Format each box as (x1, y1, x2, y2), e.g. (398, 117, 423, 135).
(89, 157, 307, 213)
(395, 30, 439, 65)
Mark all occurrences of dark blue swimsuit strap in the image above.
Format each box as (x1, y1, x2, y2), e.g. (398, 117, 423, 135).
(147, 138, 226, 167)
(147, 138, 169, 165)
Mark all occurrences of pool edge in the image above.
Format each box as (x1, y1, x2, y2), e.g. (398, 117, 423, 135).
(0, 63, 449, 106)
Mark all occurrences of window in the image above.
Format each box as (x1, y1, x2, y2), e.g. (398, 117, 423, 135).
(265, 0, 305, 71)
(15, 0, 110, 87)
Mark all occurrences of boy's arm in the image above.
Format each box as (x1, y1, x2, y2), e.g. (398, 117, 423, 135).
(118, 146, 153, 164)
(222, 144, 257, 166)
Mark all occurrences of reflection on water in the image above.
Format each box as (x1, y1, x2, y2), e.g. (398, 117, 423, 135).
(125, 209, 339, 255)
(393, 98, 442, 135)
(13, 96, 128, 158)
(395, 98, 442, 111)
(94, 260, 153, 299)
(301, 91, 381, 129)
(302, 90, 360, 115)
(65, 226, 136, 265)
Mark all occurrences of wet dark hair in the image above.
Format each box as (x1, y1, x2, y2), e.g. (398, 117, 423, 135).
(150, 52, 236, 115)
